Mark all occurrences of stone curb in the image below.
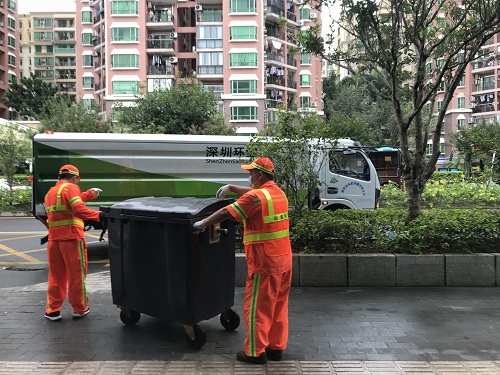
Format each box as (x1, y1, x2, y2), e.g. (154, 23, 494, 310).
(0, 211, 32, 217)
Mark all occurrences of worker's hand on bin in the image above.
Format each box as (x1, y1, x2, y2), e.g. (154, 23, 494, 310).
(91, 188, 103, 197)
(193, 220, 206, 232)
(216, 185, 230, 198)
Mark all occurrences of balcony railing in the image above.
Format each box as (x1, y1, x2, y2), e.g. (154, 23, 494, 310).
(54, 47, 75, 53)
(287, 80, 297, 89)
(267, 28, 285, 39)
(473, 58, 495, 69)
(147, 39, 174, 49)
(286, 12, 297, 22)
(55, 61, 77, 66)
(58, 85, 76, 92)
(147, 65, 175, 75)
(287, 57, 297, 66)
(198, 65, 223, 75)
(472, 83, 495, 91)
(54, 35, 75, 42)
(267, 51, 285, 63)
(472, 103, 495, 113)
(149, 11, 174, 23)
(200, 11, 223, 22)
(266, 99, 285, 109)
(266, 75, 285, 86)
(267, 4, 284, 17)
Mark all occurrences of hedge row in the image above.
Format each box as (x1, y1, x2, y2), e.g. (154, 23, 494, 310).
(287, 209, 500, 254)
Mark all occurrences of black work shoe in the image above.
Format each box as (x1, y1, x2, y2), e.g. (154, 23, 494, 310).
(265, 347, 283, 361)
(236, 351, 267, 364)
(44, 311, 62, 321)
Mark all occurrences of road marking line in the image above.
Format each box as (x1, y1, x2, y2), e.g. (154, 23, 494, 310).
(0, 243, 42, 263)
(0, 261, 46, 265)
(0, 234, 45, 241)
(0, 231, 47, 234)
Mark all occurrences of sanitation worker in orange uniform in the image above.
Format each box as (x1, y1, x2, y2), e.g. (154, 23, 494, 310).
(193, 157, 292, 364)
(43, 164, 102, 321)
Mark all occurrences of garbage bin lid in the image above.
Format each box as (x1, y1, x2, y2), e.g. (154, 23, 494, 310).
(101, 196, 234, 221)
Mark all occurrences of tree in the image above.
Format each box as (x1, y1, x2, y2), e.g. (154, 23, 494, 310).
(301, 0, 500, 219)
(116, 81, 222, 134)
(0, 125, 32, 189)
(1, 74, 59, 120)
(37, 96, 114, 133)
(247, 110, 331, 213)
(188, 113, 236, 135)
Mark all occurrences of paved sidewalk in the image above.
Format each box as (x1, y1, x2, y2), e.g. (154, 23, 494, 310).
(1, 271, 500, 374)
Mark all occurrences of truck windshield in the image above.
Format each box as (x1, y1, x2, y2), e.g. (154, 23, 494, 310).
(329, 150, 370, 181)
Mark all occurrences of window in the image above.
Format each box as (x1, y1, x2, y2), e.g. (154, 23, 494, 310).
(482, 76, 494, 90)
(34, 18, 52, 27)
(425, 62, 432, 75)
(300, 74, 311, 86)
(7, 17, 15, 29)
(82, 76, 94, 89)
(329, 150, 370, 181)
(112, 81, 138, 94)
(457, 96, 465, 109)
(8, 54, 15, 66)
(197, 26, 223, 48)
(82, 98, 94, 108)
(437, 79, 444, 92)
(300, 96, 310, 108)
(82, 32, 93, 45)
(300, 7, 310, 21)
(440, 122, 445, 134)
(426, 144, 432, 155)
(82, 11, 92, 23)
(82, 55, 93, 67)
(34, 32, 53, 41)
(198, 52, 223, 66)
(437, 100, 443, 112)
(230, 106, 258, 121)
(7, 35, 15, 48)
(229, 0, 257, 13)
(230, 80, 257, 94)
(8, 72, 16, 84)
(440, 142, 445, 154)
(111, 1, 138, 15)
(201, 8, 223, 22)
(147, 78, 174, 92)
(458, 74, 465, 87)
(112, 54, 140, 68)
(230, 52, 257, 67)
(46, 45, 53, 53)
(111, 27, 139, 42)
(457, 119, 465, 131)
(230, 26, 257, 40)
(300, 53, 311, 65)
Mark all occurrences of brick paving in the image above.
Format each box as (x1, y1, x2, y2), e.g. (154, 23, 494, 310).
(0, 271, 500, 374)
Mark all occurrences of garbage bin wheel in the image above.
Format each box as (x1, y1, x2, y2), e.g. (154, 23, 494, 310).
(184, 324, 206, 349)
(220, 308, 240, 331)
(120, 309, 141, 325)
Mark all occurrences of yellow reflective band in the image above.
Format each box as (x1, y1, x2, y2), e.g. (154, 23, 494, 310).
(243, 229, 289, 243)
(48, 219, 84, 228)
(263, 212, 289, 223)
(231, 202, 248, 219)
(46, 205, 69, 213)
(69, 196, 82, 206)
(260, 188, 288, 223)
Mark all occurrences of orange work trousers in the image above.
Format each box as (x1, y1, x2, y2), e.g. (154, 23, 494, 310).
(243, 269, 292, 357)
(46, 239, 89, 315)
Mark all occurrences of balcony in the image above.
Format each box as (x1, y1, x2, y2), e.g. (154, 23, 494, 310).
(471, 103, 495, 113)
(287, 80, 297, 89)
(267, 28, 285, 40)
(267, 4, 284, 17)
(147, 39, 174, 49)
(56, 74, 76, 80)
(472, 83, 495, 92)
(286, 12, 297, 22)
(266, 51, 285, 64)
(54, 35, 75, 43)
(472, 58, 495, 70)
(55, 60, 76, 67)
(266, 75, 285, 86)
(54, 47, 75, 54)
(58, 84, 76, 92)
(287, 56, 297, 67)
(198, 65, 223, 75)
(266, 99, 285, 109)
(148, 10, 174, 23)
(147, 65, 175, 75)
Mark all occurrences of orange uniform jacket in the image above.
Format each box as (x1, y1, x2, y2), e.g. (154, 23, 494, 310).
(44, 181, 100, 239)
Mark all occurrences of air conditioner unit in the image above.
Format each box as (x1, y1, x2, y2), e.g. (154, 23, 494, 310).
(169, 56, 178, 64)
(194, 4, 203, 11)
(297, 20, 304, 26)
(311, 101, 318, 107)
(170, 32, 178, 39)
(310, 12, 317, 19)
(468, 118, 474, 124)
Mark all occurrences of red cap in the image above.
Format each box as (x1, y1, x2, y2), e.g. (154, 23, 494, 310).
(241, 157, 275, 175)
(59, 164, 81, 181)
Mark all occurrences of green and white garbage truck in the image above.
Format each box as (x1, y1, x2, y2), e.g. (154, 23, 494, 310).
(32, 132, 380, 225)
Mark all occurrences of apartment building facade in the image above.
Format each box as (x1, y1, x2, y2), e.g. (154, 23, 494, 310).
(76, 0, 322, 131)
(17, 11, 77, 108)
(0, 0, 20, 119)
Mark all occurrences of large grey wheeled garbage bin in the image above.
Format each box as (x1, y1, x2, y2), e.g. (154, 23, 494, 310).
(100, 196, 240, 349)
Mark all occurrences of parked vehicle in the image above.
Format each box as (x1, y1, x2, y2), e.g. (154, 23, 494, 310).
(365, 146, 403, 188)
(32, 133, 380, 225)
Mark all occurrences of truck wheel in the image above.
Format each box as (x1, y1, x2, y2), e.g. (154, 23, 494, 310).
(185, 324, 206, 349)
(220, 308, 240, 331)
(120, 309, 141, 325)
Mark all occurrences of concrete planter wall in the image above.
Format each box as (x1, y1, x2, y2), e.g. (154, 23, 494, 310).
(234, 253, 500, 287)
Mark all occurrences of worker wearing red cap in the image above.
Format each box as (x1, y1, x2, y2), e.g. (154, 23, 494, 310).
(193, 157, 292, 364)
(43, 164, 102, 321)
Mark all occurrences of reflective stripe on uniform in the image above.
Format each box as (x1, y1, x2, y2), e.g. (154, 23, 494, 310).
(69, 196, 82, 206)
(244, 229, 290, 243)
(260, 189, 288, 223)
(78, 240, 87, 306)
(248, 273, 260, 357)
(48, 218, 84, 228)
(230, 202, 248, 219)
(46, 183, 71, 213)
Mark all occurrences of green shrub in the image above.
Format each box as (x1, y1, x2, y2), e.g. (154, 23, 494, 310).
(0, 188, 32, 212)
